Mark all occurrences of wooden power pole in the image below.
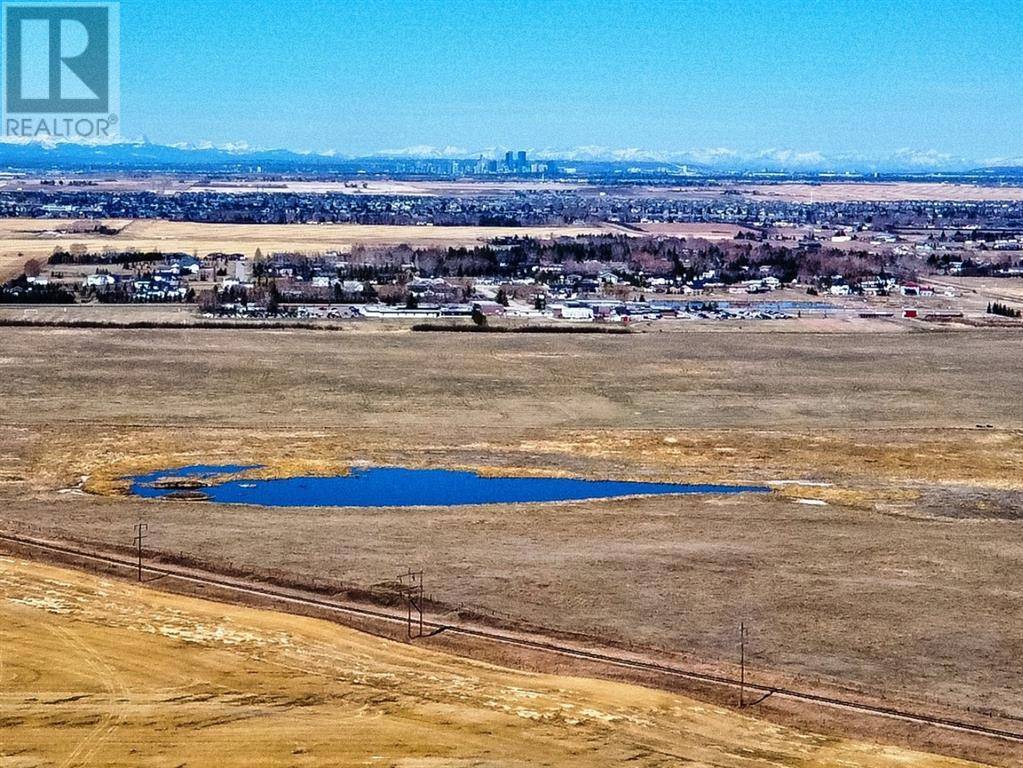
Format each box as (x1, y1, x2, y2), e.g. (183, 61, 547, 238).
(739, 621, 748, 707)
(397, 568, 424, 639)
(133, 521, 148, 582)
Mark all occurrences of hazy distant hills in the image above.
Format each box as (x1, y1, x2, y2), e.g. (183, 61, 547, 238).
(0, 140, 340, 171)
(0, 139, 1021, 177)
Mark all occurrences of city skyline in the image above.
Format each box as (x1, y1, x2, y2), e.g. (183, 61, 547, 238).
(2, 135, 1021, 175)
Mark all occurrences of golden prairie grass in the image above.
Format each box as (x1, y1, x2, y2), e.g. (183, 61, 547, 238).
(1, 326, 1021, 740)
(0, 557, 988, 768)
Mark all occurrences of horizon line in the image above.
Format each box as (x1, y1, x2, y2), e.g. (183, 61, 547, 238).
(1, 137, 1022, 173)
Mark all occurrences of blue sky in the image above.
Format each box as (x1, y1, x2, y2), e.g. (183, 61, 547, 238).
(118, 0, 1022, 159)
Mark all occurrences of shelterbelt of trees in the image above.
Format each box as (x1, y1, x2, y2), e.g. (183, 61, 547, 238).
(258, 235, 903, 285)
(38, 234, 907, 284)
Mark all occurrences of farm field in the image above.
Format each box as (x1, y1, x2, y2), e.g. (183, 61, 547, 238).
(182, 179, 1023, 203)
(928, 276, 1023, 303)
(729, 182, 1023, 202)
(1, 557, 987, 768)
(0, 175, 594, 196)
(0, 218, 609, 279)
(0, 326, 1021, 764)
(628, 182, 1023, 202)
(185, 179, 591, 195)
(627, 222, 758, 239)
(5, 175, 1023, 202)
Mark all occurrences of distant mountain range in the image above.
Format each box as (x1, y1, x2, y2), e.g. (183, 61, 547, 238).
(0, 139, 345, 171)
(377, 144, 1023, 174)
(1, 137, 1021, 176)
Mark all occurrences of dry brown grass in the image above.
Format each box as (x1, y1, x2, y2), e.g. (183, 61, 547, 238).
(625, 222, 757, 239)
(1, 326, 1021, 745)
(930, 276, 1023, 304)
(0, 557, 991, 768)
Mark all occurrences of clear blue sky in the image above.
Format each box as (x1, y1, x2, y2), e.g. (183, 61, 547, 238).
(119, 0, 1022, 159)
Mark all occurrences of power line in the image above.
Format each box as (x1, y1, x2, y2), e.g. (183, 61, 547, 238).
(4, 533, 1020, 745)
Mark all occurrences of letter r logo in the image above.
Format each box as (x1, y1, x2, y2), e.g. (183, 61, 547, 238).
(4, 4, 111, 113)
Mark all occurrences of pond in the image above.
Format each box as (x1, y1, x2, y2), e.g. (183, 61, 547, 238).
(130, 465, 769, 508)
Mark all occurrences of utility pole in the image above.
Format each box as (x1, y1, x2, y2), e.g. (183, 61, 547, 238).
(133, 521, 148, 582)
(739, 621, 748, 708)
(397, 568, 424, 640)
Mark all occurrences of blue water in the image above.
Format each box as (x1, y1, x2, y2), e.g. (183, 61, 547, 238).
(131, 465, 769, 508)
